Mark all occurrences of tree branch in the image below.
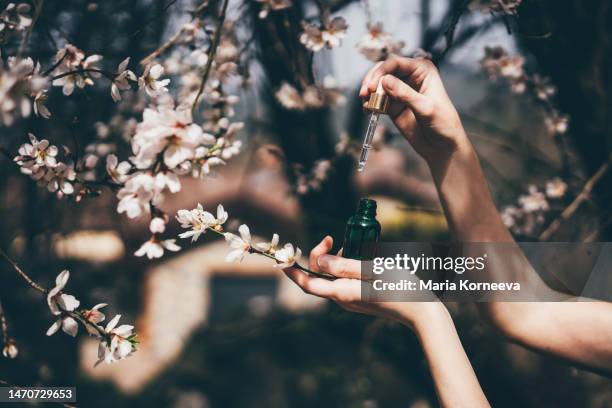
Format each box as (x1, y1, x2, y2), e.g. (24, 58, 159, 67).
(0, 248, 47, 294)
(191, 0, 230, 113)
(539, 157, 612, 241)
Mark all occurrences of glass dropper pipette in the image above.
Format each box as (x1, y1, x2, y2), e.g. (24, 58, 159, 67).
(358, 80, 389, 172)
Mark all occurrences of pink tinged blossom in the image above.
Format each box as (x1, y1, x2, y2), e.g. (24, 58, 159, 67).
(105, 154, 132, 183)
(545, 177, 567, 199)
(138, 64, 170, 97)
(224, 224, 252, 262)
(149, 217, 166, 234)
(46, 270, 80, 315)
(95, 314, 136, 366)
(273, 243, 301, 268)
(356, 22, 406, 61)
(116, 172, 156, 219)
(111, 57, 137, 102)
(2, 339, 18, 359)
(45, 270, 81, 338)
(254, 233, 279, 253)
(134, 238, 180, 259)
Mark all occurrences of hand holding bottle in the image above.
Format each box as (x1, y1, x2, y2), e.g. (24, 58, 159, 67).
(283, 235, 445, 330)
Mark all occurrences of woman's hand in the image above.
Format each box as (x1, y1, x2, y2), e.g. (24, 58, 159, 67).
(283, 236, 445, 331)
(284, 236, 491, 407)
(360, 56, 470, 165)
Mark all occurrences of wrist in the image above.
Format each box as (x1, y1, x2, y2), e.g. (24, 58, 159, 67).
(425, 131, 476, 181)
(395, 302, 450, 332)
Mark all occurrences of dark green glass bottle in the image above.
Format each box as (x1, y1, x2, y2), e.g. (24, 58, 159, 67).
(343, 198, 381, 260)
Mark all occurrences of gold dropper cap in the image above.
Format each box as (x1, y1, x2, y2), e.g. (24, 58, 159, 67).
(366, 80, 389, 114)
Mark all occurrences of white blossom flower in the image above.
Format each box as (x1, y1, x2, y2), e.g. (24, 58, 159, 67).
(0, 57, 47, 125)
(116, 172, 156, 218)
(105, 154, 132, 183)
(47, 270, 80, 315)
(111, 57, 137, 102)
(46, 270, 80, 338)
(45, 163, 77, 198)
(33, 90, 51, 118)
(224, 224, 252, 262)
(544, 112, 569, 136)
(299, 23, 324, 52)
(532, 74, 556, 101)
(356, 22, 404, 61)
(14, 133, 58, 170)
(480, 46, 525, 89)
(321, 17, 348, 48)
(138, 64, 170, 97)
(275, 82, 305, 110)
(81, 303, 107, 336)
(255, 0, 291, 18)
(300, 17, 348, 51)
(545, 177, 567, 199)
(254, 233, 279, 253)
(176, 203, 227, 241)
(82, 303, 107, 325)
(519, 185, 549, 213)
(52, 46, 102, 96)
(149, 217, 166, 233)
(154, 170, 181, 193)
(2, 339, 18, 359)
(273, 243, 301, 268)
(132, 104, 215, 169)
(134, 238, 181, 259)
(0, 3, 32, 34)
(95, 314, 137, 366)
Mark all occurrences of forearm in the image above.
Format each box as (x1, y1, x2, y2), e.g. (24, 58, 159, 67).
(427, 134, 512, 243)
(491, 301, 612, 374)
(411, 306, 490, 408)
(428, 129, 612, 373)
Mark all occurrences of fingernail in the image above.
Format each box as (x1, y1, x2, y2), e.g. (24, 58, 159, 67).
(317, 254, 333, 270)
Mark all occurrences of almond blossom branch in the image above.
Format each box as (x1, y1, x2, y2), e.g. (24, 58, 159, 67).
(0, 249, 137, 365)
(176, 203, 336, 280)
(539, 157, 612, 241)
(191, 0, 230, 113)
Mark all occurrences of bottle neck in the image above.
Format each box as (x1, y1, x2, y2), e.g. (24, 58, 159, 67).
(356, 199, 377, 218)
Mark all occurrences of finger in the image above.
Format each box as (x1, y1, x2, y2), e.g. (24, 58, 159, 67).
(336, 247, 343, 256)
(309, 235, 334, 273)
(381, 74, 433, 119)
(359, 61, 384, 98)
(366, 56, 423, 94)
(317, 254, 362, 280)
(283, 267, 337, 298)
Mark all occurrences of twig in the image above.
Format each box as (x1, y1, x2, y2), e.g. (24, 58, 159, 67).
(0, 248, 47, 294)
(140, 25, 186, 66)
(539, 158, 612, 241)
(191, 0, 230, 114)
(0, 298, 9, 347)
(49, 68, 113, 82)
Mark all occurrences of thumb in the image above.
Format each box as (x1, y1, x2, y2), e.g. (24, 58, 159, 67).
(381, 74, 433, 119)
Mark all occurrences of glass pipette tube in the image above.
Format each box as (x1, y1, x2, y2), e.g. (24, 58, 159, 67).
(357, 112, 380, 172)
